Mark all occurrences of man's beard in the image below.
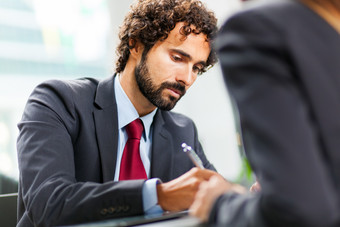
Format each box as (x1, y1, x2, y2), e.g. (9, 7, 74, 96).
(135, 54, 186, 111)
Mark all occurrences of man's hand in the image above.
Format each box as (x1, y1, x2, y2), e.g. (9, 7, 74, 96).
(156, 167, 218, 211)
(189, 175, 246, 222)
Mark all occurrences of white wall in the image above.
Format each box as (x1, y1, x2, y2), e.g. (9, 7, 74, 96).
(177, 0, 243, 180)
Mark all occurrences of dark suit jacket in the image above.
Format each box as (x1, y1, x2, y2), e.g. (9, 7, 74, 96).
(212, 0, 340, 226)
(16, 75, 215, 227)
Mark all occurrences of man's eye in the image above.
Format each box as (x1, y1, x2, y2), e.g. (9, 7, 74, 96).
(172, 55, 182, 61)
(193, 65, 203, 74)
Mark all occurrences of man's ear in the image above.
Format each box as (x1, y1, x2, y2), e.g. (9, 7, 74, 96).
(129, 38, 143, 60)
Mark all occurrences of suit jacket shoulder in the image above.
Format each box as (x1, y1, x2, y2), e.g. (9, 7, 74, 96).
(213, 0, 340, 226)
(17, 76, 146, 226)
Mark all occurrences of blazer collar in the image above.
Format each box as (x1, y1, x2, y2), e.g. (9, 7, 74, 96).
(94, 75, 117, 109)
(93, 75, 119, 182)
(150, 110, 174, 182)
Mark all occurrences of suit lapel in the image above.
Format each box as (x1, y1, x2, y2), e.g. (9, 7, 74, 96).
(93, 76, 118, 182)
(150, 111, 174, 182)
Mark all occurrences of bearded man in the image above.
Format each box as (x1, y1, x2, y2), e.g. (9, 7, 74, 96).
(16, 0, 219, 226)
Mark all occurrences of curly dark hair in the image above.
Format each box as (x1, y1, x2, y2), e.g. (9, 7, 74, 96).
(115, 0, 218, 74)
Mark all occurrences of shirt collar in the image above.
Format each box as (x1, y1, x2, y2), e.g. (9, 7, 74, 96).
(114, 75, 157, 140)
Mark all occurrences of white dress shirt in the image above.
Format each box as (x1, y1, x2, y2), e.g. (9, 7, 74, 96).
(114, 75, 163, 214)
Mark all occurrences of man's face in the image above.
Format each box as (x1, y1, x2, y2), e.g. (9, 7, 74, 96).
(134, 22, 211, 111)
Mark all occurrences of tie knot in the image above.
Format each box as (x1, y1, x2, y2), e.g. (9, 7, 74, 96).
(125, 119, 144, 140)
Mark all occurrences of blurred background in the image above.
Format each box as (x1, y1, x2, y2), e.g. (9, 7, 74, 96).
(0, 0, 248, 194)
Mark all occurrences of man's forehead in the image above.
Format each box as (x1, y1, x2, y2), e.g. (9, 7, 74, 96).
(146, 22, 210, 63)
(170, 22, 209, 43)
(158, 23, 209, 51)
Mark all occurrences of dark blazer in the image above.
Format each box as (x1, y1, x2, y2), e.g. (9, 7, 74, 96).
(16, 75, 215, 227)
(212, 0, 340, 226)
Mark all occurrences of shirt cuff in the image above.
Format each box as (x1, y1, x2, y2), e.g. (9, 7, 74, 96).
(142, 178, 164, 214)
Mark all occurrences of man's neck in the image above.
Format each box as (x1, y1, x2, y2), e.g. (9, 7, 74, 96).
(301, 0, 340, 34)
(118, 72, 156, 117)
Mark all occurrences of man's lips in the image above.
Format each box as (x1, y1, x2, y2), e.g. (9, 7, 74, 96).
(167, 87, 184, 98)
(161, 82, 186, 99)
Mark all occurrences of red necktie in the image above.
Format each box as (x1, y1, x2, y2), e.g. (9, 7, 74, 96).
(119, 119, 147, 180)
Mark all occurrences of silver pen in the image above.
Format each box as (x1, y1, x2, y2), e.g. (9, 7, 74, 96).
(182, 143, 205, 169)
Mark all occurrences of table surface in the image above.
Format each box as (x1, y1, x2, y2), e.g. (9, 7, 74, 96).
(134, 215, 203, 227)
(61, 211, 204, 227)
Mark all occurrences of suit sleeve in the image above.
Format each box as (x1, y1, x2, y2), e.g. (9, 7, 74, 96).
(17, 80, 145, 227)
(211, 11, 339, 227)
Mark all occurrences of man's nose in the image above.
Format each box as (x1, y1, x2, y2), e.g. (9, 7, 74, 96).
(176, 66, 195, 87)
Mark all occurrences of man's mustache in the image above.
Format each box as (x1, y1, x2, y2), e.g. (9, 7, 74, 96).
(161, 82, 186, 97)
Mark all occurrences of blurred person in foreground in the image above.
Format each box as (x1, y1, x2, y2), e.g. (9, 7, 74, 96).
(16, 0, 220, 226)
(190, 0, 340, 226)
